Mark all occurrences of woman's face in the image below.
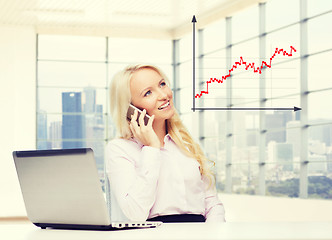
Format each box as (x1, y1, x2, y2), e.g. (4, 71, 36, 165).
(130, 68, 175, 123)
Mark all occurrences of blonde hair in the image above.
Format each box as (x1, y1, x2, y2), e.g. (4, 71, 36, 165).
(109, 64, 215, 187)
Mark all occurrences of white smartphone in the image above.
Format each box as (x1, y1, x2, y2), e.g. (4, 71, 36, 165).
(127, 104, 151, 126)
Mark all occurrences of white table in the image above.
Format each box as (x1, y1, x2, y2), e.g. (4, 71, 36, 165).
(1, 221, 332, 240)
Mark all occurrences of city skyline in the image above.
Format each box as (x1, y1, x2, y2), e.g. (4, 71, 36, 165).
(37, 86, 105, 171)
(37, 88, 332, 186)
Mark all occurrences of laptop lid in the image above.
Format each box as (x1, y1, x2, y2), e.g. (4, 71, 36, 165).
(13, 148, 112, 227)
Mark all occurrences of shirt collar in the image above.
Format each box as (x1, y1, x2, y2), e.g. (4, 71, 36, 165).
(131, 133, 175, 148)
(164, 133, 175, 143)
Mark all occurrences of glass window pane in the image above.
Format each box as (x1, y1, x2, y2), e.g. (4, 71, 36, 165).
(38, 35, 106, 61)
(266, 163, 300, 197)
(108, 62, 131, 86)
(199, 49, 227, 107)
(178, 60, 192, 103)
(231, 39, 260, 107)
(309, 124, 332, 153)
(203, 19, 226, 54)
(85, 141, 106, 171)
(37, 113, 106, 142)
(215, 112, 228, 148)
(308, 0, 332, 17)
(232, 163, 259, 195)
(216, 159, 226, 192)
(179, 33, 192, 63)
(266, 0, 299, 32)
(308, 91, 332, 122)
(108, 38, 172, 64)
(232, 113, 258, 149)
(308, 123, 332, 200)
(261, 56, 300, 110)
(37, 85, 107, 171)
(38, 87, 106, 114)
(308, 13, 332, 55)
(264, 59, 300, 101)
(265, 110, 296, 133)
(307, 112, 332, 200)
(308, 51, 332, 91)
(205, 137, 219, 161)
(265, 125, 302, 196)
(285, 122, 302, 160)
(264, 128, 301, 196)
(38, 61, 107, 87)
(37, 113, 106, 140)
(159, 64, 174, 89)
(264, 96, 301, 113)
(245, 113, 260, 130)
(232, 5, 259, 43)
(180, 113, 199, 141)
(178, 87, 191, 114)
(204, 111, 218, 138)
(108, 63, 173, 88)
(267, 139, 301, 164)
(266, 25, 300, 60)
(308, 163, 332, 199)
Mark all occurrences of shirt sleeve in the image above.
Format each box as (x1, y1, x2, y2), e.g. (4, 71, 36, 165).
(105, 140, 161, 221)
(203, 177, 226, 222)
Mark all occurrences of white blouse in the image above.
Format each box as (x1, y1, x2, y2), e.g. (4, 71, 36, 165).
(105, 134, 225, 222)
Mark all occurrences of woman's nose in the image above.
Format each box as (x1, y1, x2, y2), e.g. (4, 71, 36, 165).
(157, 89, 167, 100)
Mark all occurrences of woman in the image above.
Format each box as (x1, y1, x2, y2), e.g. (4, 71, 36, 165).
(106, 64, 225, 223)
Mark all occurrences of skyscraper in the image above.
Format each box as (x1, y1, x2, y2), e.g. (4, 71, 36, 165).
(266, 111, 292, 144)
(286, 121, 301, 157)
(83, 86, 96, 113)
(49, 121, 62, 149)
(62, 92, 85, 148)
(83, 86, 105, 171)
(37, 110, 48, 149)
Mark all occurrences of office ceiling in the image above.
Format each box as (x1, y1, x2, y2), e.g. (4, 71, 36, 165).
(0, 0, 262, 39)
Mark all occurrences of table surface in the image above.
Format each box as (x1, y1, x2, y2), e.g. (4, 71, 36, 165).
(1, 221, 332, 240)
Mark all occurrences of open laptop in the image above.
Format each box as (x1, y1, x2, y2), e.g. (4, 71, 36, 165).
(12, 148, 162, 230)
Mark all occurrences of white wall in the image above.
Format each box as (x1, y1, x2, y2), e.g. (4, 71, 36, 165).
(0, 25, 36, 216)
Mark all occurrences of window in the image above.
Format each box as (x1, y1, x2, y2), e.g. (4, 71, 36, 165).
(36, 35, 172, 182)
(37, 35, 107, 173)
(183, 0, 332, 199)
(36, 1, 332, 200)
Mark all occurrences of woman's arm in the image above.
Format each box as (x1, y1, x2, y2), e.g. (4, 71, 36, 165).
(105, 140, 161, 221)
(203, 177, 226, 222)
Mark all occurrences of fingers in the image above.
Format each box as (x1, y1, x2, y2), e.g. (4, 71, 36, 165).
(128, 109, 159, 148)
(130, 109, 138, 126)
(130, 109, 149, 136)
(130, 109, 139, 136)
(147, 114, 154, 128)
(130, 108, 154, 131)
(138, 109, 146, 127)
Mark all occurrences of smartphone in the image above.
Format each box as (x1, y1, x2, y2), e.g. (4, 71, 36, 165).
(127, 104, 151, 126)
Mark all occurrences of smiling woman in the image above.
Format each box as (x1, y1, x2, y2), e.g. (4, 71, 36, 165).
(129, 67, 175, 149)
(106, 64, 226, 223)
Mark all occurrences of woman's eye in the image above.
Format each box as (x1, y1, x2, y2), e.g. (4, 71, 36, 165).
(144, 90, 151, 97)
(160, 82, 166, 87)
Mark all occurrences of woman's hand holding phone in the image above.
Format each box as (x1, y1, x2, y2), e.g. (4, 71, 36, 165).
(129, 109, 161, 149)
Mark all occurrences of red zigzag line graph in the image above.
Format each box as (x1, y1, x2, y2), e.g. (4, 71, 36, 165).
(195, 46, 297, 99)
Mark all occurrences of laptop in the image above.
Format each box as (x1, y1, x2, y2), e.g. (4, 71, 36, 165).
(12, 148, 162, 230)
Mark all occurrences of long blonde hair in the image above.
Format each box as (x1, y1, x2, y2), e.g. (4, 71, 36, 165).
(109, 64, 215, 186)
